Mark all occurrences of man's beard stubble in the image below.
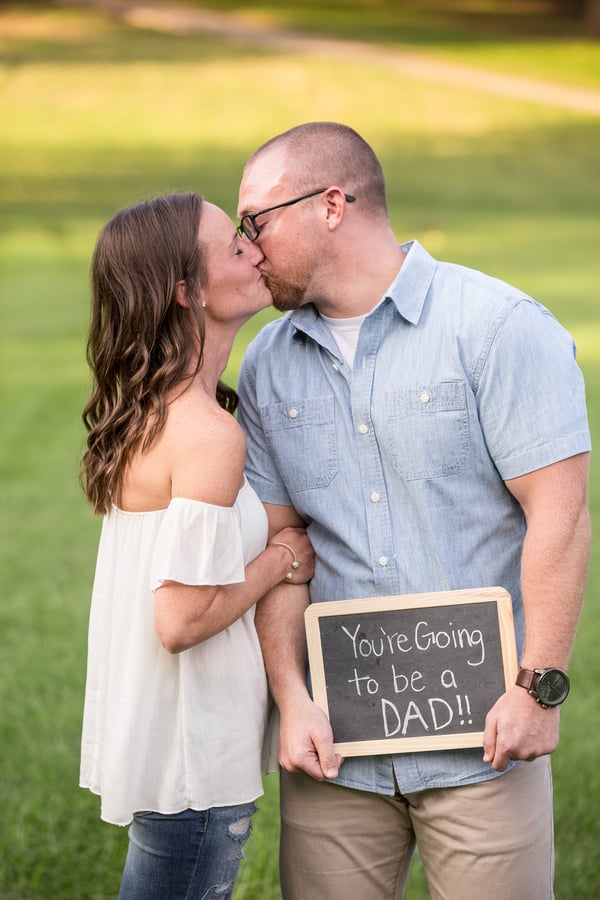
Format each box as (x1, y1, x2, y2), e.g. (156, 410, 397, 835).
(264, 272, 306, 312)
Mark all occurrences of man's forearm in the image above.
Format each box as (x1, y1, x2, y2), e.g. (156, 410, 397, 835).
(255, 582, 311, 709)
(506, 453, 591, 668)
(255, 581, 340, 779)
(519, 501, 591, 669)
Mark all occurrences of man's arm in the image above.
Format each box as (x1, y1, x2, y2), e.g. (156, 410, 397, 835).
(255, 502, 341, 781)
(482, 451, 591, 771)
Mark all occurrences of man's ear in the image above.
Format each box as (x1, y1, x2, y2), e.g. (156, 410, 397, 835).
(324, 187, 346, 232)
(176, 279, 190, 308)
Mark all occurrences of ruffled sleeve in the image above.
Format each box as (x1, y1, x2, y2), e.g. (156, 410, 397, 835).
(150, 497, 246, 591)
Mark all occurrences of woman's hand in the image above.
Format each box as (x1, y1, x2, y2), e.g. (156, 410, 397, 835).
(269, 526, 315, 585)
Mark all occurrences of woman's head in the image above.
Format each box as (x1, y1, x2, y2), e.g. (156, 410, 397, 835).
(82, 192, 247, 514)
(90, 192, 206, 394)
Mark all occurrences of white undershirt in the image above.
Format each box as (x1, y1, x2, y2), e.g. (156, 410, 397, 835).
(320, 312, 367, 369)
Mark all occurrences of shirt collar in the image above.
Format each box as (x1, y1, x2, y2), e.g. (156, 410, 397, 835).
(288, 239, 436, 335)
(383, 240, 436, 325)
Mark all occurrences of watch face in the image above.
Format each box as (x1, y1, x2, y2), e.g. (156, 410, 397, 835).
(537, 669, 570, 706)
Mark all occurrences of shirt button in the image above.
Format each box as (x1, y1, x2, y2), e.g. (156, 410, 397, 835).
(358, 423, 369, 434)
(419, 391, 430, 404)
(288, 408, 298, 419)
(371, 492, 380, 503)
(378, 556, 388, 567)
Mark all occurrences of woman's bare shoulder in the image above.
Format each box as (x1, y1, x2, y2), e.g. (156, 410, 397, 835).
(164, 388, 246, 507)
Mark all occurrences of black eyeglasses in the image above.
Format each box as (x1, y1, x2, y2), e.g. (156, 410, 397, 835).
(237, 188, 356, 241)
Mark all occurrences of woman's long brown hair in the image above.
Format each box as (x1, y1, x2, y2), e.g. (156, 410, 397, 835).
(80, 193, 238, 515)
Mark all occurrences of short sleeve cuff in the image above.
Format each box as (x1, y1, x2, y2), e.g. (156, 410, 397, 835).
(496, 431, 591, 481)
(244, 471, 293, 508)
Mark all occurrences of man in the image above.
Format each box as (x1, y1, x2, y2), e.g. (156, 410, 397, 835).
(236, 122, 591, 899)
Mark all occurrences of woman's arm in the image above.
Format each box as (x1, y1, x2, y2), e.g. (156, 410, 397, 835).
(155, 524, 314, 653)
(152, 401, 314, 652)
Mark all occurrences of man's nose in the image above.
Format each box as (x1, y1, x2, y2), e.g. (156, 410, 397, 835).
(248, 240, 265, 264)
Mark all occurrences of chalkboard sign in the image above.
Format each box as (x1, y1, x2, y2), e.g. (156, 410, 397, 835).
(305, 587, 518, 756)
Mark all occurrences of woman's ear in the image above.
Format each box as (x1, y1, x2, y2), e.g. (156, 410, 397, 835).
(176, 279, 190, 309)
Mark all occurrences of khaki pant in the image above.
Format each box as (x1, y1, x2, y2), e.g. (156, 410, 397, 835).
(280, 757, 554, 900)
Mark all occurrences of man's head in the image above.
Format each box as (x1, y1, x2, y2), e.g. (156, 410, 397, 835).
(238, 122, 390, 312)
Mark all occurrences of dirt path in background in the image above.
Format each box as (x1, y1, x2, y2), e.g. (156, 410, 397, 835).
(64, 0, 600, 115)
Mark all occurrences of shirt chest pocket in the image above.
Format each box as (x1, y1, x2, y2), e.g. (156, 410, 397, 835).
(260, 396, 339, 493)
(385, 382, 469, 480)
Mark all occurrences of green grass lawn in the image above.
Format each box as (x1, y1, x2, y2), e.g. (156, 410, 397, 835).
(0, 2, 599, 897)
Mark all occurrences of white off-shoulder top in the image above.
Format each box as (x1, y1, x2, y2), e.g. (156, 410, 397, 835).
(80, 479, 271, 826)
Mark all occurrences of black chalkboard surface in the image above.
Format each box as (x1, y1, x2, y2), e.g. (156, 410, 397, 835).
(305, 587, 518, 756)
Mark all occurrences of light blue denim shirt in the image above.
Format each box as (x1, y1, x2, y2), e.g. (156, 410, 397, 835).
(238, 240, 591, 794)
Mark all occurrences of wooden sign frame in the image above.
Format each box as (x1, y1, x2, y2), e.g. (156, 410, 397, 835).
(305, 587, 518, 757)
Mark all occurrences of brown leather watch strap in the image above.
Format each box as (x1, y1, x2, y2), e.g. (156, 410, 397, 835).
(516, 668, 537, 692)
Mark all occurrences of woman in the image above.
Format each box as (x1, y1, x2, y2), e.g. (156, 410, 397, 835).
(79, 193, 314, 899)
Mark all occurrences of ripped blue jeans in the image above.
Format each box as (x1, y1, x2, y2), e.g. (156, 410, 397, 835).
(118, 803, 257, 900)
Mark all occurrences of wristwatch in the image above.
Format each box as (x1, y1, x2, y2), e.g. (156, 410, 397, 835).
(516, 668, 570, 708)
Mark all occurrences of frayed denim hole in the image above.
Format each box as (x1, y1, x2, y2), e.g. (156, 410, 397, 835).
(207, 883, 233, 897)
(227, 815, 253, 842)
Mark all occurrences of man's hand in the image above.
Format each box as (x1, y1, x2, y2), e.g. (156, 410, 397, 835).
(482, 685, 560, 771)
(278, 693, 343, 781)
